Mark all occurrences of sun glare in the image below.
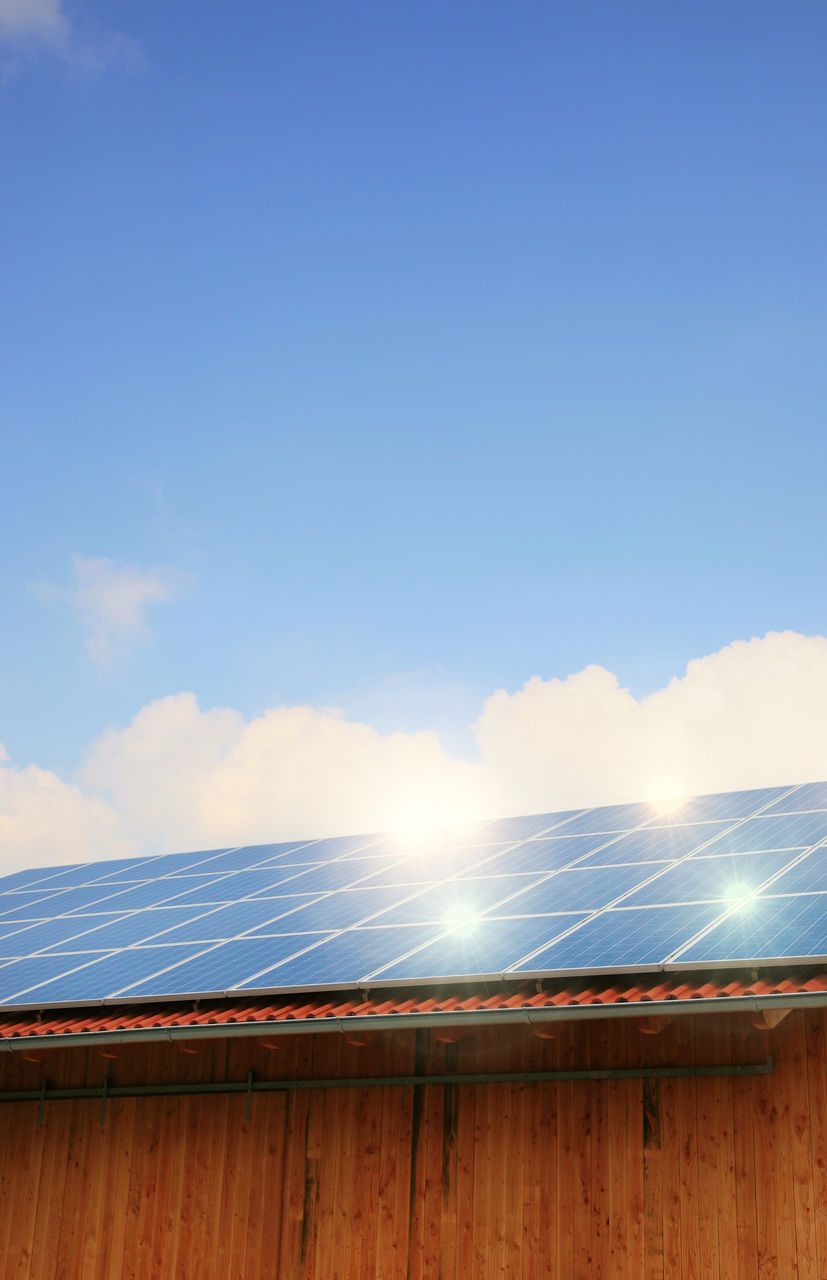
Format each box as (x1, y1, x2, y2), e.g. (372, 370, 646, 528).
(647, 787, 685, 815)
(443, 908, 479, 936)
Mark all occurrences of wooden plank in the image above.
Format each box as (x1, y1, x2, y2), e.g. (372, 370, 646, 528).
(53, 1099, 97, 1280)
(673, 1016, 700, 1280)
(572, 1073, 594, 1274)
(406, 1032, 430, 1280)
(710, 1037, 738, 1280)
(310, 1036, 345, 1277)
(438, 1077, 459, 1280)
(783, 1012, 817, 1278)
(98, 1098, 139, 1280)
(750, 1018, 780, 1280)
(589, 1020, 610, 1280)
(770, 1018, 798, 1278)
(375, 1079, 406, 1280)
(730, 1015, 759, 1280)
(27, 1100, 75, 1280)
(609, 1019, 637, 1280)
(535, 1066, 558, 1280)
(227, 1080, 258, 1274)
(255, 1091, 289, 1280)
(806, 1010, 827, 1278)
(470, 1080, 493, 1277)
(490, 1080, 515, 1278)
(331, 1076, 358, 1273)
(693, 1019, 721, 1280)
(76, 1093, 126, 1280)
(555, 1024, 575, 1280)
(623, 1020, 645, 1279)
(423, 1066, 445, 1280)
(1, 1103, 38, 1280)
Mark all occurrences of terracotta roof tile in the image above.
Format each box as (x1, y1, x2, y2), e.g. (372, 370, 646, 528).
(2, 966, 827, 1046)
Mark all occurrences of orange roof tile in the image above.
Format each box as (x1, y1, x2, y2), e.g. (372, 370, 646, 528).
(2, 967, 827, 1047)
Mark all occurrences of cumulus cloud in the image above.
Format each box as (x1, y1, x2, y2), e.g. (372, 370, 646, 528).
(0, 751, 132, 873)
(36, 554, 182, 668)
(79, 693, 487, 852)
(475, 630, 827, 813)
(0, 0, 139, 70)
(3, 630, 827, 875)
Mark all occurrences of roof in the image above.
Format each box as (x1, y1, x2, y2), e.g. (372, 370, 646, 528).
(2, 779, 827, 1013)
(3, 966, 827, 1048)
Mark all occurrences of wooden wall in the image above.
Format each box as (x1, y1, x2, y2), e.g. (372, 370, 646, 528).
(0, 1005, 825, 1279)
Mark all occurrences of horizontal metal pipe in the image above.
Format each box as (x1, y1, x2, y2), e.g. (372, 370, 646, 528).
(0, 987, 823, 1052)
(0, 1055, 773, 1105)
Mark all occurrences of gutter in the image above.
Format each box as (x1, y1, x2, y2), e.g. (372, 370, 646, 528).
(1, 987, 825, 1052)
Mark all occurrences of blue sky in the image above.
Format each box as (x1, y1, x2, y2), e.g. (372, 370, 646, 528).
(1, 2, 827, 867)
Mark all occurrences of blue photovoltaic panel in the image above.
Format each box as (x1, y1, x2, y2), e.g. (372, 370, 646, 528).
(0, 892, 63, 921)
(0, 914, 128, 957)
(2, 780, 827, 1009)
(232, 925, 444, 991)
(92, 850, 237, 884)
(247, 859, 388, 896)
(499, 863, 671, 915)
(27, 857, 168, 889)
(458, 836, 614, 877)
(371, 914, 589, 982)
(115, 935, 336, 999)
(0, 886, 132, 921)
(246, 885, 425, 934)
(760, 783, 827, 814)
(160, 843, 318, 878)
(476, 812, 584, 841)
(0, 922, 39, 940)
(573, 823, 729, 868)
(40, 907, 216, 952)
(159, 867, 321, 906)
(696, 811, 827, 856)
(548, 803, 658, 837)
(367, 875, 543, 926)
(299, 835, 380, 859)
(0, 952, 115, 1003)
(620, 850, 801, 908)
(643, 785, 793, 826)
(0, 946, 211, 1007)
(72, 877, 231, 913)
(759, 850, 827, 897)
(670, 893, 827, 966)
(0, 866, 80, 892)
(149, 896, 327, 943)
(510, 904, 725, 974)
(365, 843, 517, 885)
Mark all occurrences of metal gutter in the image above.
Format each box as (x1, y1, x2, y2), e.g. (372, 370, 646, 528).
(0, 988, 824, 1052)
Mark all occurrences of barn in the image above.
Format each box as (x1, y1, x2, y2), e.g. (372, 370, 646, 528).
(2, 780, 827, 1278)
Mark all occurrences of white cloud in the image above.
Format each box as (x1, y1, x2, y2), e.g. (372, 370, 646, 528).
(0, 751, 131, 873)
(79, 693, 486, 852)
(37, 554, 182, 667)
(474, 630, 827, 812)
(3, 630, 827, 875)
(0, 0, 139, 70)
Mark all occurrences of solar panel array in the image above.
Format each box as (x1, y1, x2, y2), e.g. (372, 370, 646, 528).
(1, 780, 827, 1010)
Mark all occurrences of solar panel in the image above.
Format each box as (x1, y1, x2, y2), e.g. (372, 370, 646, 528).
(112, 936, 339, 1000)
(232, 924, 445, 992)
(619, 850, 799, 908)
(1, 779, 826, 1009)
(369, 914, 590, 983)
(510, 904, 726, 974)
(0, 914, 128, 957)
(668, 892, 827, 966)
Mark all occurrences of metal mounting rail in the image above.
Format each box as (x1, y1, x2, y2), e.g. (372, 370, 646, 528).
(1, 1054, 773, 1128)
